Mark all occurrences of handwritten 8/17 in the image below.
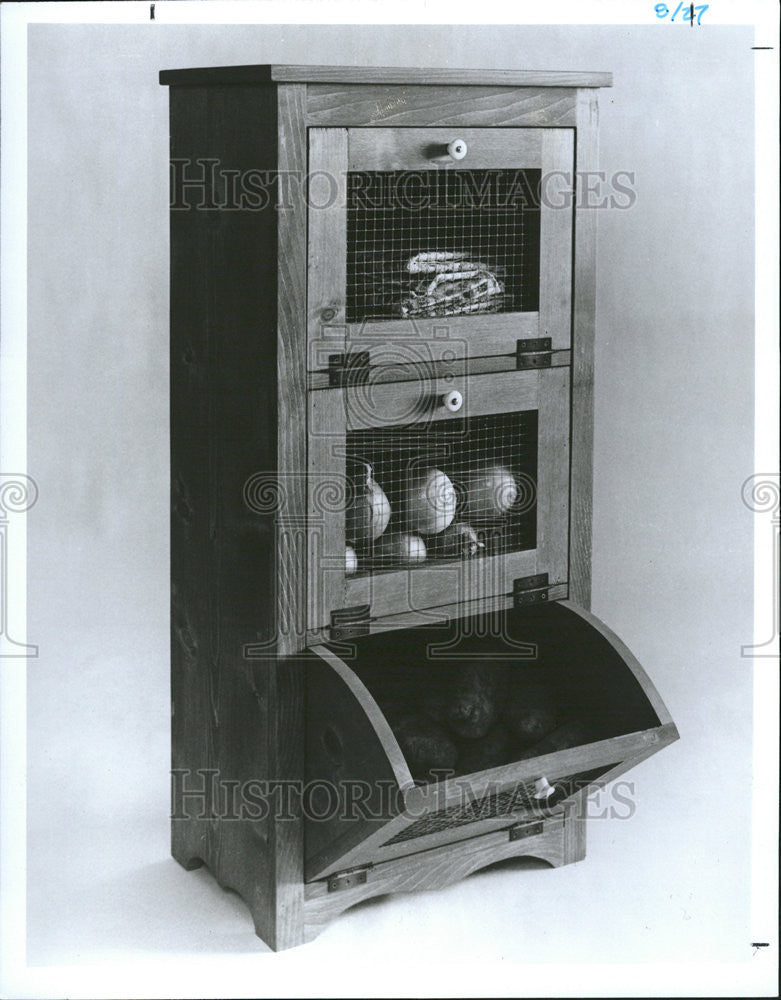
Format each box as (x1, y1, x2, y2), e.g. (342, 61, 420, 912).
(655, 3, 709, 23)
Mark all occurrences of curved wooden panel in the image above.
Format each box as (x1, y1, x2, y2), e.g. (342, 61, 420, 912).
(305, 645, 413, 881)
(309, 644, 414, 790)
(557, 600, 678, 729)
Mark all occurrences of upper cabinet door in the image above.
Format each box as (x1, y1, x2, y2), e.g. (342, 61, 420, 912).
(307, 127, 574, 373)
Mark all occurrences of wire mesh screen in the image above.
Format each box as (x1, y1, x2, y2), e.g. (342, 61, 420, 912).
(345, 410, 538, 576)
(382, 767, 610, 846)
(346, 170, 541, 322)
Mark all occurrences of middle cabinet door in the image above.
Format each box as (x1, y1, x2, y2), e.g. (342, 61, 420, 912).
(306, 365, 570, 636)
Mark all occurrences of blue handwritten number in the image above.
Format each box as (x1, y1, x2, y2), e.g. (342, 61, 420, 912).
(655, 1, 707, 21)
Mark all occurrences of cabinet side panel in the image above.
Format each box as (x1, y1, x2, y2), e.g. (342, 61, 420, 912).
(276, 84, 309, 655)
(270, 83, 309, 948)
(168, 83, 290, 946)
(570, 90, 599, 608)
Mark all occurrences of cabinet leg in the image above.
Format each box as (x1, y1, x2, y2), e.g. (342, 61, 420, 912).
(171, 828, 205, 871)
(174, 853, 205, 872)
(172, 823, 306, 951)
(562, 805, 587, 864)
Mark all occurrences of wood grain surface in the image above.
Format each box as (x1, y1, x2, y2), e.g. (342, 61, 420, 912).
(307, 128, 349, 346)
(347, 126, 542, 171)
(306, 85, 579, 127)
(161, 65, 612, 88)
(307, 349, 572, 390)
(169, 82, 309, 951)
(539, 128, 575, 350)
(276, 84, 310, 658)
(329, 313, 541, 368)
(169, 81, 282, 944)
(569, 90, 599, 610)
(536, 366, 571, 587)
(269, 83, 310, 949)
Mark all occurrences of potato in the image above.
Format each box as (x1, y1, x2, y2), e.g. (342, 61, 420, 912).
(391, 713, 458, 781)
(440, 662, 500, 740)
(515, 720, 591, 761)
(456, 723, 510, 775)
(503, 679, 559, 746)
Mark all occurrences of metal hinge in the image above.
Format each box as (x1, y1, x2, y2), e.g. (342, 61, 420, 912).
(328, 351, 371, 387)
(508, 820, 544, 842)
(516, 337, 552, 369)
(329, 604, 371, 641)
(512, 573, 552, 608)
(327, 866, 370, 893)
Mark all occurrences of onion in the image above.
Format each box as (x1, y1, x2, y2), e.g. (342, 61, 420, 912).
(403, 467, 456, 535)
(465, 465, 518, 518)
(346, 461, 391, 544)
(429, 521, 484, 558)
(374, 532, 427, 566)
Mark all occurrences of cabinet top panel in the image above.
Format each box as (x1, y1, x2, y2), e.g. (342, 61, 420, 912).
(159, 64, 613, 88)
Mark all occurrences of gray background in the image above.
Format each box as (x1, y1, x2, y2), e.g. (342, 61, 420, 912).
(26, 22, 755, 988)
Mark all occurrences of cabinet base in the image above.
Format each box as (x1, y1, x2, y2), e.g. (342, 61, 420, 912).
(303, 807, 585, 943)
(174, 808, 585, 950)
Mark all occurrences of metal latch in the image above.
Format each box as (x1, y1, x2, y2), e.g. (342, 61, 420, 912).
(327, 867, 369, 893)
(329, 604, 371, 641)
(516, 337, 552, 369)
(328, 351, 371, 387)
(513, 573, 552, 608)
(508, 820, 544, 842)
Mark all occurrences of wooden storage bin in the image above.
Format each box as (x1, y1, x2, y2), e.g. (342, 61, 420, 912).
(305, 601, 676, 886)
(161, 63, 678, 951)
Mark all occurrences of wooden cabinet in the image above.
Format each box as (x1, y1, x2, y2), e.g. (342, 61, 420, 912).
(161, 64, 678, 950)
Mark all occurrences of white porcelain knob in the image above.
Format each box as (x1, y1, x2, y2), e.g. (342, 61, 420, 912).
(533, 776, 556, 800)
(447, 138, 468, 161)
(441, 389, 463, 412)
